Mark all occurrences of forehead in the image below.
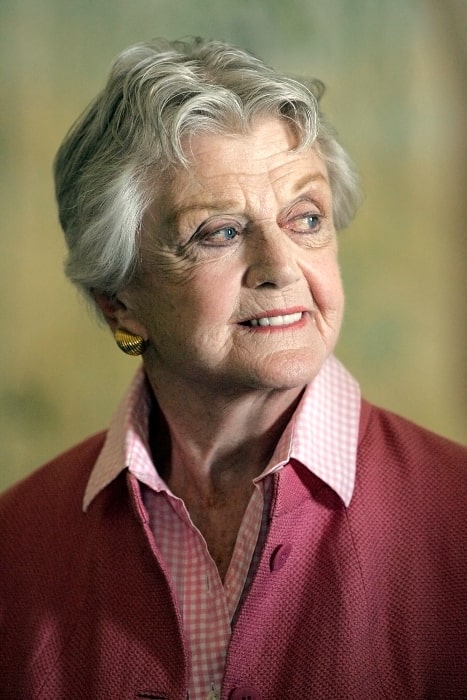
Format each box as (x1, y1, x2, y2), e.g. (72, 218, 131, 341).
(163, 118, 330, 211)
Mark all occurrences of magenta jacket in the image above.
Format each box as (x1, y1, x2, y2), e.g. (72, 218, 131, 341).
(1, 400, 466, 699)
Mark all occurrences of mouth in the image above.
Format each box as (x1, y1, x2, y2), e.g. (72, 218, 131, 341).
(240, 311, 304, 328)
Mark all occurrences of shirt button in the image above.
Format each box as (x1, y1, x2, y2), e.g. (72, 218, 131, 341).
(229, 687, 261, 700)
(269, 543, 292, 571)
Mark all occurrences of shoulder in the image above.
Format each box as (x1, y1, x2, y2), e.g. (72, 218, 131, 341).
(354, 399, 466, 529)
(0, 432, 108, 687)
(0, 431, 108, 617)
(351, 400, 467, 575)
(358, 399, 466, 471)
(0, 431, 107, 535)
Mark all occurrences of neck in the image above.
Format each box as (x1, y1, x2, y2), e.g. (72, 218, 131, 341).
(144, 369, 304, 582)
(145, 369, 303, 497)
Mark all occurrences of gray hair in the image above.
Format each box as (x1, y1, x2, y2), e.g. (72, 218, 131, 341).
(54, 37, 361, 304)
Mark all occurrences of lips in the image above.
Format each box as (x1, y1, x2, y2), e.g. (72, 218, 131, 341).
(242, 311, 304, 327)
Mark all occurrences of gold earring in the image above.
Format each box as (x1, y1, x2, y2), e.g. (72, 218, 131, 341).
(114, 329, 148, 356)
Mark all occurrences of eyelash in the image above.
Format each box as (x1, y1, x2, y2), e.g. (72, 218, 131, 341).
(203, 226, 240, 245)
(198, 212, 325, 247)
(285, 213, 322, 233)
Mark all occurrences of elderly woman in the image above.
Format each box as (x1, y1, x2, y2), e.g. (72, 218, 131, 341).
(0, 38, 466, 700)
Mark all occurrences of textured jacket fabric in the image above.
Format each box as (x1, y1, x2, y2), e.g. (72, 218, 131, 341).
(0, 400, 466, 699)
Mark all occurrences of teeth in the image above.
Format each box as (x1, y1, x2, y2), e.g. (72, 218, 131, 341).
(249, 312, 302, 327)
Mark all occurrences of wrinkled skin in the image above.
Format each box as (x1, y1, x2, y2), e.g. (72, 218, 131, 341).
(110, 118, 344, 402)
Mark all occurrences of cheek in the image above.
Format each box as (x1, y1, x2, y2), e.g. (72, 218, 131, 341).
(189, 279, 238, 323)
(305, 253, 344, 311)
(139, 268, 239, 333)
(180, 257, 244, 316)
(329, 266, 345, 309)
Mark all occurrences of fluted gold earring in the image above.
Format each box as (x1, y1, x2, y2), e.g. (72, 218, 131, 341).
(114, 329, 148, 356)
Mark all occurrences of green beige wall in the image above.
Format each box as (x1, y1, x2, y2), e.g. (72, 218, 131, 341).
(1, 0, 466, 491)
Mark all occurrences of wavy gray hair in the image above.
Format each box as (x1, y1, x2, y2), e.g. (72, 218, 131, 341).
(54, 37, 360, 305)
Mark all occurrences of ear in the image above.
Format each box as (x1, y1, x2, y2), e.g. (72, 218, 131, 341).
(93, 291, 148, 339)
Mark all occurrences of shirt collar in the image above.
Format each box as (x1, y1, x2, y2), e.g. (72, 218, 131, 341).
(82, 369, 156, 511)
(83, 355, 360, 512)
(289, 354, 360, 505)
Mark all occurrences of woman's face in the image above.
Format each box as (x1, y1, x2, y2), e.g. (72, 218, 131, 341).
(117, 118, 344, 396)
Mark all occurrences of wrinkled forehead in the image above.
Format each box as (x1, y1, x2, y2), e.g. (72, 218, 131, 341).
(147, 119, 328, 216)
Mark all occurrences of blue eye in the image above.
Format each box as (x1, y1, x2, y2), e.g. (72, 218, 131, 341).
(220, 227, 238, 240)
(204, 226, 239, 245)
(284, 212, 322, 234)
(303, 214, 320, 229)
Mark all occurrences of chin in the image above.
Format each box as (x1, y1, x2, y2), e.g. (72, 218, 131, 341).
(242, 351, 327, 392)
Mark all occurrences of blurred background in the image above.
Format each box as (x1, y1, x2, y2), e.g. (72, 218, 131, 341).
(1, 0, 466, 492)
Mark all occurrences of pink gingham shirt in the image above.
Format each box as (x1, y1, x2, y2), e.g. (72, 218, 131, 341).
(83, 354, 360, 700)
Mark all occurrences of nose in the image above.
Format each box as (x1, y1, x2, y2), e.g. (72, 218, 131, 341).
(243, 223, 301, 289)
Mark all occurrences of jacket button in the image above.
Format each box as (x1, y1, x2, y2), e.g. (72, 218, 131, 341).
(229, 687, 261, 700)
(269, 543, 292, 571)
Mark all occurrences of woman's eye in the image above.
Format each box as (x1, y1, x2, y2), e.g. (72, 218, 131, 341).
(304, 214, 321, 229)
(281, 207, 324, 235)
(290, 213, 322, 232)
(203, 226, 239, 245)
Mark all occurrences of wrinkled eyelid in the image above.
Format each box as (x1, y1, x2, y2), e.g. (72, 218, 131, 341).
(212, 226, 238, 237)
(203, 224, 239, 237)
(281, 211, 321, 227)
(283, 199, 322, 219)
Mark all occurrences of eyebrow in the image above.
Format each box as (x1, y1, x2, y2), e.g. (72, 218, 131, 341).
(168, 201, 239, 226)
(167, 172, 330, 225)
(291, 172, 329, 192)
